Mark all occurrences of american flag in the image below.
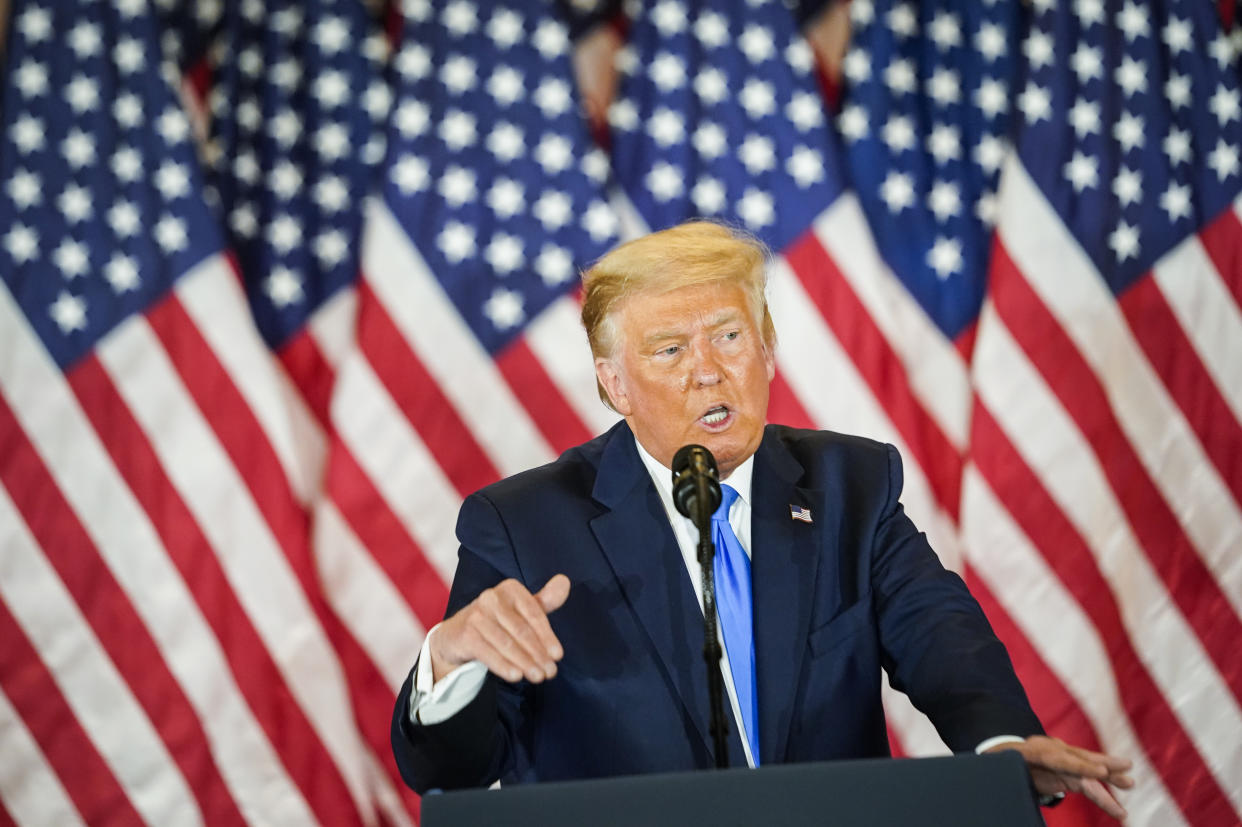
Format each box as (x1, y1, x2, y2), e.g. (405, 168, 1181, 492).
(1, 1, 1240, 826)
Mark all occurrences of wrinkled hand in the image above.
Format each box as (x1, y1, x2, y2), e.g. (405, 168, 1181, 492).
(429, 575, 570, 685)
(986, 736, 1134, 820)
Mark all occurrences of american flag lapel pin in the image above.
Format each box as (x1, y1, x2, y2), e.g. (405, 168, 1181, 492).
(789, 504, 813, 524)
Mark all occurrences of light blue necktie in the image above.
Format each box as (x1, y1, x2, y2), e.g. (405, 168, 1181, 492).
(712, 483, 759, 765)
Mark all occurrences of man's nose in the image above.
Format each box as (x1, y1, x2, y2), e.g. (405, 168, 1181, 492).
(689, 347, 723, 387)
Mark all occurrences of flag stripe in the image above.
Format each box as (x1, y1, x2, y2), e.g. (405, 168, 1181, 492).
(811, 195, 972, 449)
(324, 441, 452, 629)
(962, 570, 1111, 827)
(784, 228, 963, 519)
(971, 323, 1242, 819)
(1196, 203, 1242, 312)
(495, 338, 595, 455)
(279, 331, 338, 429)
(523, 295, 620, 437)
(149, 283, 412, 824)
(91, 317, 375, 824)
(330, 352, 464, 583)
(0, 495, 202, 826)
(991, 247, 1242, 702)
(0, 686, 85, 827)
(0, 393, 245, 825)
(0, 286, 319, 826)
(998, 162, 1242, 628)
(960, 463, 1189, 827)
(1120, 276, 1242, 505)
(314, 500, 427, 691)
(766, 370, 816, 431)
(175, 258, 325, 505)
(363, 200, 557, 476)
(66, 353, 351, 826)
(355, 280, 501, 498)
(0, 597, 135, 827)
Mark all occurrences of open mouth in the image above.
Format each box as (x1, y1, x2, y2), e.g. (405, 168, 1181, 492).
(700, 406, 730, 426)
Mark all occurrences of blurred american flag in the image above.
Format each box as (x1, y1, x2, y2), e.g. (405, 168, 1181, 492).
(1, 0, 1240, 825)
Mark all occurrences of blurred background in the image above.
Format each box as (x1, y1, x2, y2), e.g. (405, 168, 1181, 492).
(1, 0, 1240, 824)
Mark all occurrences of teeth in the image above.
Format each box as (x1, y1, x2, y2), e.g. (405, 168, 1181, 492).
(702, 408, 728, 425)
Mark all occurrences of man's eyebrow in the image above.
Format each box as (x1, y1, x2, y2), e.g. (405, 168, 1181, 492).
(640, 310, 744, 346)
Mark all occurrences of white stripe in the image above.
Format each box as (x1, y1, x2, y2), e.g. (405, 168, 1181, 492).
(960, 466, 1188, 827)
(0, 486, 200, 826)
(0, 688, 88, 827)
(0, 285, 318, 826)
(95, 315, 373, 823)
(363, 199, 556, 475)
(365, 750, 415, 827)
(525, 295, 621, 438)
(812, 195, 971, 449)
(1152, 235, 1242, 427)
(767, 258, 964, 573)
(972, 301, 1242, 811)
(314, 500, 427, 690)
(331, 348, 463, 581)
(307, 285, 359, 371)
(175, 256, 325, 505)
(998, 156, 1242, 619)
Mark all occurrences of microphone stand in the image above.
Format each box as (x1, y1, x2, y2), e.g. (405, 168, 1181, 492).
(692, 474, 731, 770)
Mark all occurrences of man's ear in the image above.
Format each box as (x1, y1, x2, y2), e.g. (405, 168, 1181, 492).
(763, 341, 776, 382)
(595, 358, 633, 416)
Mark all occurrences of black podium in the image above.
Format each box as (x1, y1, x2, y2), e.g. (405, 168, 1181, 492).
(420, 752, 1046, 826)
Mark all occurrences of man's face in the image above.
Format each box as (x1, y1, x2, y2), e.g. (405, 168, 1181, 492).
(595, 280, 775, 479)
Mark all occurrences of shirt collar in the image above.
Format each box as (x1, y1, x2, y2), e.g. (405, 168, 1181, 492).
(633, 434, 755, 511)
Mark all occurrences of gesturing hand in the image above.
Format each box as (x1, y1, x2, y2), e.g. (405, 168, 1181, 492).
(429, 575, 571, 685)
(986, 735, 1134, 820)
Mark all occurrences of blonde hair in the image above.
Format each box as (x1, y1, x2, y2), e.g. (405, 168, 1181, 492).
(580, 220, 775, 410)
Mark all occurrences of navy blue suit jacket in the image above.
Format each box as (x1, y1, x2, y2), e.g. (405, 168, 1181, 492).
(391, 423, 1042, 791)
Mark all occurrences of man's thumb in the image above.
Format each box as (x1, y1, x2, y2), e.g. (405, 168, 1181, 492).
(536, 574, 571, 614)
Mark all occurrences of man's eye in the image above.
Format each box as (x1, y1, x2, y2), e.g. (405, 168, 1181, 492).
(659, 346, 680, 356)
(722, 330, 740, 341)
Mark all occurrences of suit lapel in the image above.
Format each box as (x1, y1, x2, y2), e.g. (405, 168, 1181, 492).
(588, 424, 739, 764)
(750, 432, 824, 764)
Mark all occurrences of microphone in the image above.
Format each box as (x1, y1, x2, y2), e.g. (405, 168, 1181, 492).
(672, 444, 722, 529)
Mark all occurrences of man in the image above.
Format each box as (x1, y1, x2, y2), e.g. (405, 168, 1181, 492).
(391, 222, 1133, 817)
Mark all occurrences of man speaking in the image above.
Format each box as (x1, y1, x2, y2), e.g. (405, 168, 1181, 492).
(391, 221, 1133, 817)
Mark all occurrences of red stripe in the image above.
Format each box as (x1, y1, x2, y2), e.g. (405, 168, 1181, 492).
(971, 400, 1236, 826)
(495, 338, 593, 454)
(1221, 0, 1237, 30)
(962, 568, 1111, 827)
(884, 724, 907, 758)
(1197, 205, 1242, 311)
(991, 244, 1242, 704)
(767, 369, 816, 430)
(356, 280, 500, 496)
(0, 797, 16, 827)
(0, 598, 141, 826)
(1120, 276, 1242, 505)
(325, 438, 451, 630)
(784, 232, 963, 518)
(146, 295, 421, 820)
(279, 327, 337, 429)
(0, 394, 244, 825)
(65, 354, 366, 827)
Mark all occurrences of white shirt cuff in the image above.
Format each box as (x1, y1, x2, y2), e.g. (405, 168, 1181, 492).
(974, 734, 1026, 754)
(408, 624, 489, 726)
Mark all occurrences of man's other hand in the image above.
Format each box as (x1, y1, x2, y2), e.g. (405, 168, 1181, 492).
(986, 735, 1134, 820)
(429, 575, 570, 685)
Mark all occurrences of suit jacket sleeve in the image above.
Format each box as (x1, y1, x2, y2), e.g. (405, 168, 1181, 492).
(390, 492, 533, 793)
(868, 443, 1043, 750)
